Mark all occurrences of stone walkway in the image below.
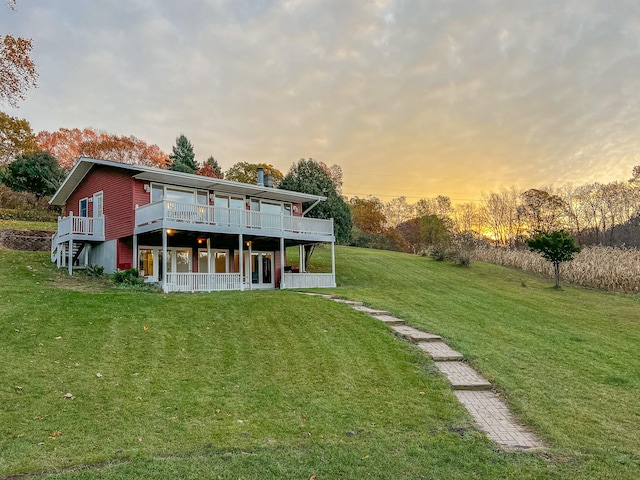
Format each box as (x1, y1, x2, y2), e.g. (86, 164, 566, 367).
(300, 293, 544, 451)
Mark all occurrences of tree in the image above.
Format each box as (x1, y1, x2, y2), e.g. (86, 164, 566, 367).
(198, 156, 224, 178)
(3, 150, 65, 198)
(527, 230, 581, 289)
(0, 111, 37, 165)
(383, 196, 415, 228)
(349, 196, 386, 235)
(1, 34, 38, 107)
(396, 217, 422, 253)
(280, 158, 352, 250)
(420, 214, 451, 249)
(518, 188, 566, 235)
(168, 134, 197, 174)
(225, 161, 283, 185)
(37, 128, 168, 170)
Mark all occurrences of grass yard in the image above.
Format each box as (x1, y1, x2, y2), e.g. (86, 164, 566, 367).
(0, 247, 639, 478)
(0, 219, 57, 231)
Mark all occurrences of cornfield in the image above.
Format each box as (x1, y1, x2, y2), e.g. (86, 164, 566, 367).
(472, 246, 640, 293)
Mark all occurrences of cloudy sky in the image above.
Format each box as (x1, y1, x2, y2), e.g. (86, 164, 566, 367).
(3, 0, 639, 203)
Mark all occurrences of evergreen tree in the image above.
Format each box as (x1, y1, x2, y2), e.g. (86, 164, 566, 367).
(168, 134, 197, 174)
(198, 156, 224, 178)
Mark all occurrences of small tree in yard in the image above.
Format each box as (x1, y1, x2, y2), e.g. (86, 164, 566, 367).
(527, 230, 581, 289)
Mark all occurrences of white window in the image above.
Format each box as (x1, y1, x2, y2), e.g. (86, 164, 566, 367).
(150, 184, 210, 205)
(79, 198, 88, 217)
(93, 191, 104, 218)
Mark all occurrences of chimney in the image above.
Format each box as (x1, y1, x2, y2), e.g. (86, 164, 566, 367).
(257, 167, 264, 186)
(264, 173, 274, 188)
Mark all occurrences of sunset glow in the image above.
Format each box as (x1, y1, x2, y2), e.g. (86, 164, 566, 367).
(3, 1, 639, 203)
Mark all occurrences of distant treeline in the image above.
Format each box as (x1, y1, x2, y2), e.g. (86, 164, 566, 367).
(347, 177, 640, 252)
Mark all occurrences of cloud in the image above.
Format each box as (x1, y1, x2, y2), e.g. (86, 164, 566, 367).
(2, 0, 639, 202)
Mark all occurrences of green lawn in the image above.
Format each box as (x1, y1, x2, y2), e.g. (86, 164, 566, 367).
(1, 247, 639, 479)
(0, 219, 57, 231)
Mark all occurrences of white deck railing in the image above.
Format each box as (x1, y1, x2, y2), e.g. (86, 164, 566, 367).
(283, 273, 336, 289)
(164, 272, 243, 292)
(56, 215, 105, 239)
(135, 200, 333, 237)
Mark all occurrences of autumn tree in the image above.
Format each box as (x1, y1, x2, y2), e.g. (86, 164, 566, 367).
(0, 34, 38, 107)
(527, 230, 581, 289)
(36, 128, 168, 170)
(383, 196, 415, 228)
(480, 187, 523, 247)
(349, 196, 386, 235)
(167, 134, 197, 173)
(3, 150, 65, 198)
(518, 188, 566, 235)
(226, 162, 283, 185)
(0, 111, 37, 165)
(1, 1, 38, 106)
(396, 217, 422, 253)
(198, 156, 223, 178)
(280, 158, 352, 248)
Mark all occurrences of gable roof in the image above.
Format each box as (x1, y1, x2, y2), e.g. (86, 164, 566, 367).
(49, 157, 327, 206)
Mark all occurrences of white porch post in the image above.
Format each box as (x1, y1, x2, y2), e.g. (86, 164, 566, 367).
(299, 244, 304, 273)
(331, 241, 336, 287)
(68, 239, 73, 275)
(239, 233, 244, 291)
(280, 237, 286, 289)
(206, 238, 211, 272)
(132, 234, 138, 270)
(162, 228, 167, 293)
(248, 241, 252, 290)
(84, 243, 89, 267)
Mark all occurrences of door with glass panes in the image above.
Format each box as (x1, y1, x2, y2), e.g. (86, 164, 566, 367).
(245, 251, 274, 288)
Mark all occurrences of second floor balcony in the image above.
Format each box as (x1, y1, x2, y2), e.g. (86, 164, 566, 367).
(134, 200, 334, 241)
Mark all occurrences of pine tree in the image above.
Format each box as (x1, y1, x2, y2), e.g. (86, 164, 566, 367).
(197, 156, 224, 178)
(168, 134, 197, 174)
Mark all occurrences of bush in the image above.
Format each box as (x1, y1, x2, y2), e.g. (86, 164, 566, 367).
(428, 246, 447, 261)
(111, 268, 144, 286)
(0, 185, 59, 221)
(86, 264, 104, 278)
(427, 245, 472, 267)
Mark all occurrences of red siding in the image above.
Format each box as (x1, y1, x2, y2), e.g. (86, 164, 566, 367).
(117, 238, 133, 270)
(65, 165, 136, 241)
(133, 179, 150, 207)
(275, 250, 282, 287)
(293, 202, 302, 217)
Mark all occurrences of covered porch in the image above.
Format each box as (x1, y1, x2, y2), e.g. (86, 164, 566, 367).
(132, 228, 335, 293)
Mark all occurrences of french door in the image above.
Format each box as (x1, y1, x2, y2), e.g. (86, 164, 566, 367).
(246, 251, 274, 288)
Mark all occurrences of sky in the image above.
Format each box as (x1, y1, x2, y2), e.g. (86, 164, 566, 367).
(2, 0, 640, 203)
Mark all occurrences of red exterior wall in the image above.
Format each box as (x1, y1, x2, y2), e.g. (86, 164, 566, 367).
(293, 202, 302, 217)
(275, 250, 282, 287)
(65, 165, 136, 242)
(133, 179, 150, 208)
(117, 238, 133, 270)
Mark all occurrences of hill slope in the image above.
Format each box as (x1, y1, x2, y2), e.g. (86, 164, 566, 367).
(0, 247, 638, 479)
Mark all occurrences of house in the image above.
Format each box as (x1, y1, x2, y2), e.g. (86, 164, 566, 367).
(49, 157, 336, 292)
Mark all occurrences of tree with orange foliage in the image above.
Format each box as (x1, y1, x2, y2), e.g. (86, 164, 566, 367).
(1, 1, 38, 107)
(36, 128, 168, 170)
(197, 156, 224, 178)
(80, 134, 168, 169)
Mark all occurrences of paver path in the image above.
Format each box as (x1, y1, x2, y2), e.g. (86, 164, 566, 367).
(313, 293, 545, 451)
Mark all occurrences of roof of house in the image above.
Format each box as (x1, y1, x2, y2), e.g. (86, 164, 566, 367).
(49, 157, 327, 207)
